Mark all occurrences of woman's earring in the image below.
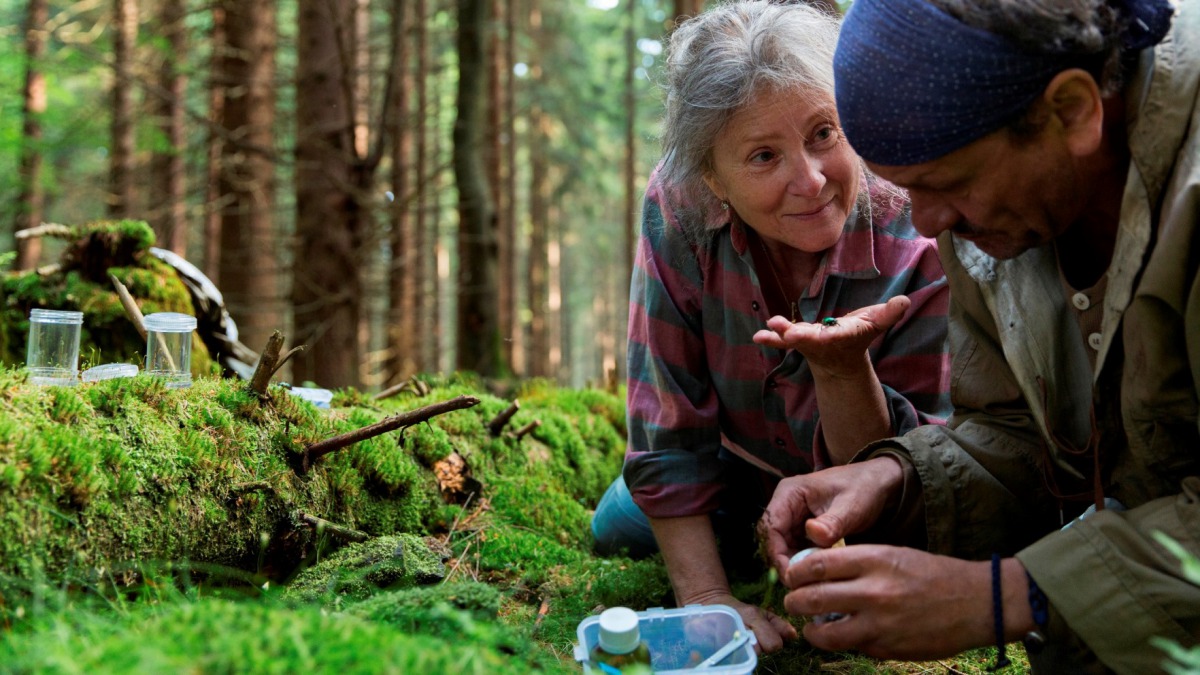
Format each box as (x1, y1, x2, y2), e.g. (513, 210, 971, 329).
(721, 201, 730, 211)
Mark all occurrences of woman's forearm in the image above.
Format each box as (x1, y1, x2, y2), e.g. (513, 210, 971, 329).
(811, 352, 891, 465)
(648, 514, 732, 605)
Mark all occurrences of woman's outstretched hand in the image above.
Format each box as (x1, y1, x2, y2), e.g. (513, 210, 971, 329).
(752, 295, 911, 376)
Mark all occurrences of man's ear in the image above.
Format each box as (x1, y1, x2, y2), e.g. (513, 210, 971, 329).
(1044, 69, 1104, 157)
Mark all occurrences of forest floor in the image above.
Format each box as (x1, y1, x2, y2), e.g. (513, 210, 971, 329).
(0, 367, 1029, 673)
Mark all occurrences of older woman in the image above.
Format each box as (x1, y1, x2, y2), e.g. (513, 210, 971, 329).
(590, 1, 953, 653)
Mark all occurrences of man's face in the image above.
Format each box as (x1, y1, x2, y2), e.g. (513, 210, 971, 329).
(866, 128, 1084, 259)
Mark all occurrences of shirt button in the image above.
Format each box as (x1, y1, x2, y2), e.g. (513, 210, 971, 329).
(1072, 292, 1090, 311)
(752, 301, 760, 311)
(775, 437, 786, 447)
(766, 379, 778, 389)
(1088, 332, 1102, 351)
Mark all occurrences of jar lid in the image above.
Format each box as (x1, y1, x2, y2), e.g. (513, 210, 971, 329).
(143, 312, 197, 333)
(82, 363, 140, 382)
(597, 607, 640, 655)
(288, 387, 333, 408)
(29, 309, 84, 325)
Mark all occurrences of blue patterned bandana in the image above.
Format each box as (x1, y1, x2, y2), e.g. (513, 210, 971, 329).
(834, 0, 1175, 166)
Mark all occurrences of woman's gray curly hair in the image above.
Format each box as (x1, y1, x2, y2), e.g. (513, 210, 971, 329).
(656, 1, 848, 234)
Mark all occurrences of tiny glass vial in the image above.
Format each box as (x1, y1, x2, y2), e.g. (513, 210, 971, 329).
(26, 309, 84, 386)
(143, 312, 197, 389)
(590, 607, 652, 674)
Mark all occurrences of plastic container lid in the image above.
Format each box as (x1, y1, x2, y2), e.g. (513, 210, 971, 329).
(288, 387, 333, 409)
(82, 363, 140, 382)
(597, 607, 641, 654)
(29, 309, 84, 325)
(575, 604, 757, 674)
(143, 312, 197, 333)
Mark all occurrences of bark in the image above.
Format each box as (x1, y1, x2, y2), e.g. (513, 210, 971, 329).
(454, 0, 500, 376)
(414, 0, 433, 373)
(218, 0, 280, 355)
(486, 0, 514, 371)
(294, 0, 365, 389)
(386, 0, 417, 386)
(150, 0, 188, 256)
(503, 0, 522, 376)
(109, 0, 138, 218)
(15, 0, 48, 271)
(203, 5, 227, 282)
(620, 0, 638, 383)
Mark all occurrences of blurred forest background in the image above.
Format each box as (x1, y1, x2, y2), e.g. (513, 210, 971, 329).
(0, 0, 842, 392)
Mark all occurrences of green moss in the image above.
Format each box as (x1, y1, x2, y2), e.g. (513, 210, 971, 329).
(284, 534, 448, 604)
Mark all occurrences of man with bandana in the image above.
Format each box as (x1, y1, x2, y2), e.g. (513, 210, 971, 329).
(759, 0, 1200, 672)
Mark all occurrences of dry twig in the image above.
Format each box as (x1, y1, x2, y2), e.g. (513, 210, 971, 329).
(487, 399, 520, 436)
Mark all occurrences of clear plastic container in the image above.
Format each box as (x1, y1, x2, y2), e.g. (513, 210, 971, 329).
(26, 309, 84, 386)
(575, 605, 757, 674)
(143, 312, 197, 389)
(82, 363, 140, 383)
(288, 387, 333, 409)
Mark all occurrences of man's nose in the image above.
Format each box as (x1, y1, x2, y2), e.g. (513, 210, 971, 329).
(910, 195, 960, 238)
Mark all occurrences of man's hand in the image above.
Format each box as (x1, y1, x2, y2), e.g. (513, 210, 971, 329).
(781, 545, 1007, 660)
(680, 590, 797, 654)
(759, 457, 905, 572)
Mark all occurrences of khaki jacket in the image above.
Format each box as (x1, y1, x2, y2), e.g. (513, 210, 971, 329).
(859, 3, 1200, 672)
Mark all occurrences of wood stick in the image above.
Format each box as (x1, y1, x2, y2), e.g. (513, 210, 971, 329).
(109, 273, 148, 340)
(16, 223, 72, 240)
(372, 380, 410, 402)
(511, 419, 541, 441)
(298, 511, 369, 543)
(300, 395, 481, 473)
(248, 331, 286, 397)
(269, 345, 306, 381)
(110, 273, 177, 372)
(486, 399, 520, 436)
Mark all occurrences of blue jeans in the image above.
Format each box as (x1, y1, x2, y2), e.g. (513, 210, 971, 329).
(591, 475, 659, 558)
(591, 452, 774, 562)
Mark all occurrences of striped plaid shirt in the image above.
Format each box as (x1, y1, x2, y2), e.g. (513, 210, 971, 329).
(624, 170, 952, 518)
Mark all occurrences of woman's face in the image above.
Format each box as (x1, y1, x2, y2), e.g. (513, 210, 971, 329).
(703, 88, 859, 253)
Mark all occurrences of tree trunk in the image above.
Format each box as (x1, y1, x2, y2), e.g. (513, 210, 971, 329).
(218, 0, 280, 357)
(503, 0, 522, 376)
(414, 0, 433, 374)
(620, 0, 638, 383)
(203, 5, 227, 281)
(486, 0, 514, 372)
(525, 0, 549, 379)
(453, 0, 499, 376)
(109, 0, 138, 218)
(386, 0, 416, 386)
(294, 0, 364, 389)
(15, 0, 48, 271)
(150, 0, 188, 256)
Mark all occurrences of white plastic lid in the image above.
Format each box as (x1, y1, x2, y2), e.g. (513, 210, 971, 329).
(29, 309, 84, 325)
(143, 312, 197, 333)
(82, 363, 140, 382)
(597, 607, 640, 655)
(288, 387, 333, 408)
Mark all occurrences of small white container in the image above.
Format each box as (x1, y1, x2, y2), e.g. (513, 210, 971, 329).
(26, 309, 84, 386)
(288, 387, 333, 409)
(575, 604, 757, 674)
(143, 312, 196, 389)
(82, 363, 140, 383)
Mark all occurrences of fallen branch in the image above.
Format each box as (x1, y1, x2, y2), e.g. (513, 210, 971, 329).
(298, 511, 369, 543)
(269, 345, 306, 381)
(248, 331, 286, 397)
(486, 399, 520, 436)
(298, 395, 481, 474)
(511, 420, 541, 441)
(533, 596, 552, 630)
(109, 273, 177, 372)
(16, 223, 72, 240)
(230, 481, 273, 495)
(373, 377, 430, 401)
